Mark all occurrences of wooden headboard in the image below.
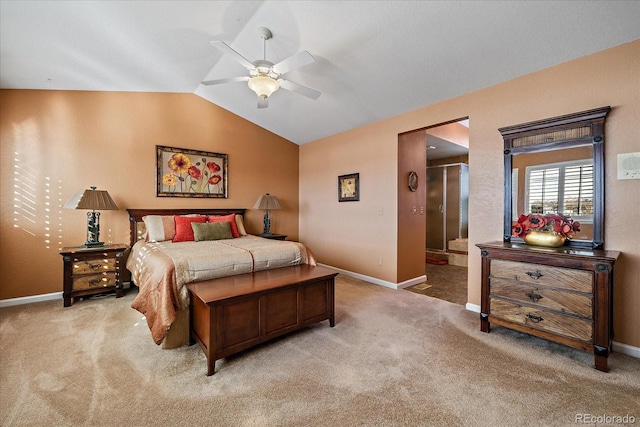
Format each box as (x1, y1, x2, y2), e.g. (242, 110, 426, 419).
(127, 208, 247, 247)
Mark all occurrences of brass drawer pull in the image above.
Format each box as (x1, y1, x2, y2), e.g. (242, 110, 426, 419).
(89, 263, 103, 270)
(88, 278, 103, 286)
(526, 291, 543, 303)
(526, 270, 543, 280)
(526, 313, 543, 323)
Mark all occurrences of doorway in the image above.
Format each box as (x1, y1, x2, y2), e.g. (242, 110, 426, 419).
(405, 119, 469, 305)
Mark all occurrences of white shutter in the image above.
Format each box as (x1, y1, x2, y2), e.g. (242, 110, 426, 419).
(563, 164, 593, 216)
(525, 160, 593, 220)
(527, 168, 559, 214)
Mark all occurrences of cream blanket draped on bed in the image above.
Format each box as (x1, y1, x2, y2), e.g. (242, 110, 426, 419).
(127, 235, 316, 344)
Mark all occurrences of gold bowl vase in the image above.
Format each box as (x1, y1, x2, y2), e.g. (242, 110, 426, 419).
(523, 231, 566, 248)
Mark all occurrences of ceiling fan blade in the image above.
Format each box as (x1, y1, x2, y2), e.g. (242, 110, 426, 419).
(278, 79, 321, 100)
(210, 41, 255, 71)
(272, 51, 315, 75)
(257, 96, 268, 109)
(201, 76, 249, 86)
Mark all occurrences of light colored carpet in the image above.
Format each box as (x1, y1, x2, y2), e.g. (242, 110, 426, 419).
(1, 274, 639, 426)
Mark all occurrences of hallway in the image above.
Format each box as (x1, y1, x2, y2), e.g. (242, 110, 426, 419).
(406, 262, 468, 305)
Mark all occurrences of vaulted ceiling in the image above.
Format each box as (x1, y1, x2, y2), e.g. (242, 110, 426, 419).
(2, 1, 639, 145)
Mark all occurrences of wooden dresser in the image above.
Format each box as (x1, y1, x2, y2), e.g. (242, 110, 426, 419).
(477, 241, 619, 371)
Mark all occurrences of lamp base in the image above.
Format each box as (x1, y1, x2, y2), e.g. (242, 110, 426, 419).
(262, 211, 271, 235)
(84, 241, 105, 247)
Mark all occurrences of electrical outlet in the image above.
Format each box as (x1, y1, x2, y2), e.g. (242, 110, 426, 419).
(378, 258, 383, 266)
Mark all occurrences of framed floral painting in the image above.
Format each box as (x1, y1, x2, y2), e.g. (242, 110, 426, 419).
(338, 173, 359, 202)
(156, 145, 228, 198)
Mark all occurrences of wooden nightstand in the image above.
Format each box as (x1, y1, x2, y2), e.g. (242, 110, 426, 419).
(259, 233, 287, 241)
(60, 244, 128, 307)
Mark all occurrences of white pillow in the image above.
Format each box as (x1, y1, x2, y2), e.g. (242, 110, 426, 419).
(142, 215, 176, 242)
(235, 214, 247, 236)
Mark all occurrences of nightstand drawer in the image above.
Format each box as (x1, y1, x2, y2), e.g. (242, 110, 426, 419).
(490, 259, 592, 293)
(73, 273, 117, 290)
(490, 298, 592, 342)
(73, 258, 116, 275)
(61, 243, 127, 307)
(490, 278, 592, 318)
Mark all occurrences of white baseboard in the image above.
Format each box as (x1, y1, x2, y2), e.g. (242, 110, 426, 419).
(612, 341, 640, 359)
(0, 291, 62, 308)
(317, 263, 406, 289)
(465, 302, 481, 313)
(397, 275, 428, 289)
(0, 283, 132, 308)
(3, 277, 639, 360)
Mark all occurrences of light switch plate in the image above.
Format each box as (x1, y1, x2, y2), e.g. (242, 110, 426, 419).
(617, 152, 640, 180)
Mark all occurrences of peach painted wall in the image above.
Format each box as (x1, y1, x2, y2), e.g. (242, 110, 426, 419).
(300, 40, 640, 348)
(0, 90, 299, 300)
(299, 121, 400, 283)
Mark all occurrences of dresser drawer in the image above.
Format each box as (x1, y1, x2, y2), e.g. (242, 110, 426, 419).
(490, 259, 592, 293)
(491, 278, 592, 318)
(73, 258, 116, 275)
(478, 241, 619, 372)
(490, 298, 592, 342)
(73, 273, 117, 290)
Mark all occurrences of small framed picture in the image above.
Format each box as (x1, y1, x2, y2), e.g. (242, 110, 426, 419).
(338, 173, 359, 202)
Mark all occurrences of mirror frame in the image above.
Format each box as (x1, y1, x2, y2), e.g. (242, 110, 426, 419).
(500, 106, 610, 249)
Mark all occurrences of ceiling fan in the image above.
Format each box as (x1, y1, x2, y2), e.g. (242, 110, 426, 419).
(201, 27, 321, 109)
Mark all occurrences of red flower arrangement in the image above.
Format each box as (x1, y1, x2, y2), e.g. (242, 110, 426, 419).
(512, 213, 580, 239)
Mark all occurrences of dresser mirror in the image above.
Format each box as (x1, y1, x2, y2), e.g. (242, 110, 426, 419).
(500, 106, 610, 249)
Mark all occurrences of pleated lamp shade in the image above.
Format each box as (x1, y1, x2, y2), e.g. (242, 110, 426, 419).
(253, 193, 281, 210)
(62, 187, 118, 211)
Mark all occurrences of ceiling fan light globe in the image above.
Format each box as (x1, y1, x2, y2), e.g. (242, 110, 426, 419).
(248, 75, 279, 98)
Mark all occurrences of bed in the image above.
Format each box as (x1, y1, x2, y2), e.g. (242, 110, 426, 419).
(126, 208, 316, 348)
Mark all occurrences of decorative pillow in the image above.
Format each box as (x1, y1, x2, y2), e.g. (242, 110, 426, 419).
(173, 215, 206, 242)
(192, 221, 233, 241)
(207, 214, 240, 238)
(235, 214, 247, 236)
(142, 215, 176, 242)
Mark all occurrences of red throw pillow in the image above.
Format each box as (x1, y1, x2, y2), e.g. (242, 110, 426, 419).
(173, 216, 206, 242)
(208, 214, 240, 238)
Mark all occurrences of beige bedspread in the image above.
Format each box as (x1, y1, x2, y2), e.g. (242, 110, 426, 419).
(128, 235, 316, 344)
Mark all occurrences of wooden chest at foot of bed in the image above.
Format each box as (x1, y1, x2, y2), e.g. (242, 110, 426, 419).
(187, 265, 338, 376)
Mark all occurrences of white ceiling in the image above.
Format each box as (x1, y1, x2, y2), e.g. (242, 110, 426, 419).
(426, 133, 469, 161)
(2, 1, 639, 145)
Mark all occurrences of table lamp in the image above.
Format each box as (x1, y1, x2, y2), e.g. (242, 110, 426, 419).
(253, 193, 281, 236)
(62, 186, 118, 246)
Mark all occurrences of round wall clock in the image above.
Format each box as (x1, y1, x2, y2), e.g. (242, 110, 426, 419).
(408, 171, 418, 192)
